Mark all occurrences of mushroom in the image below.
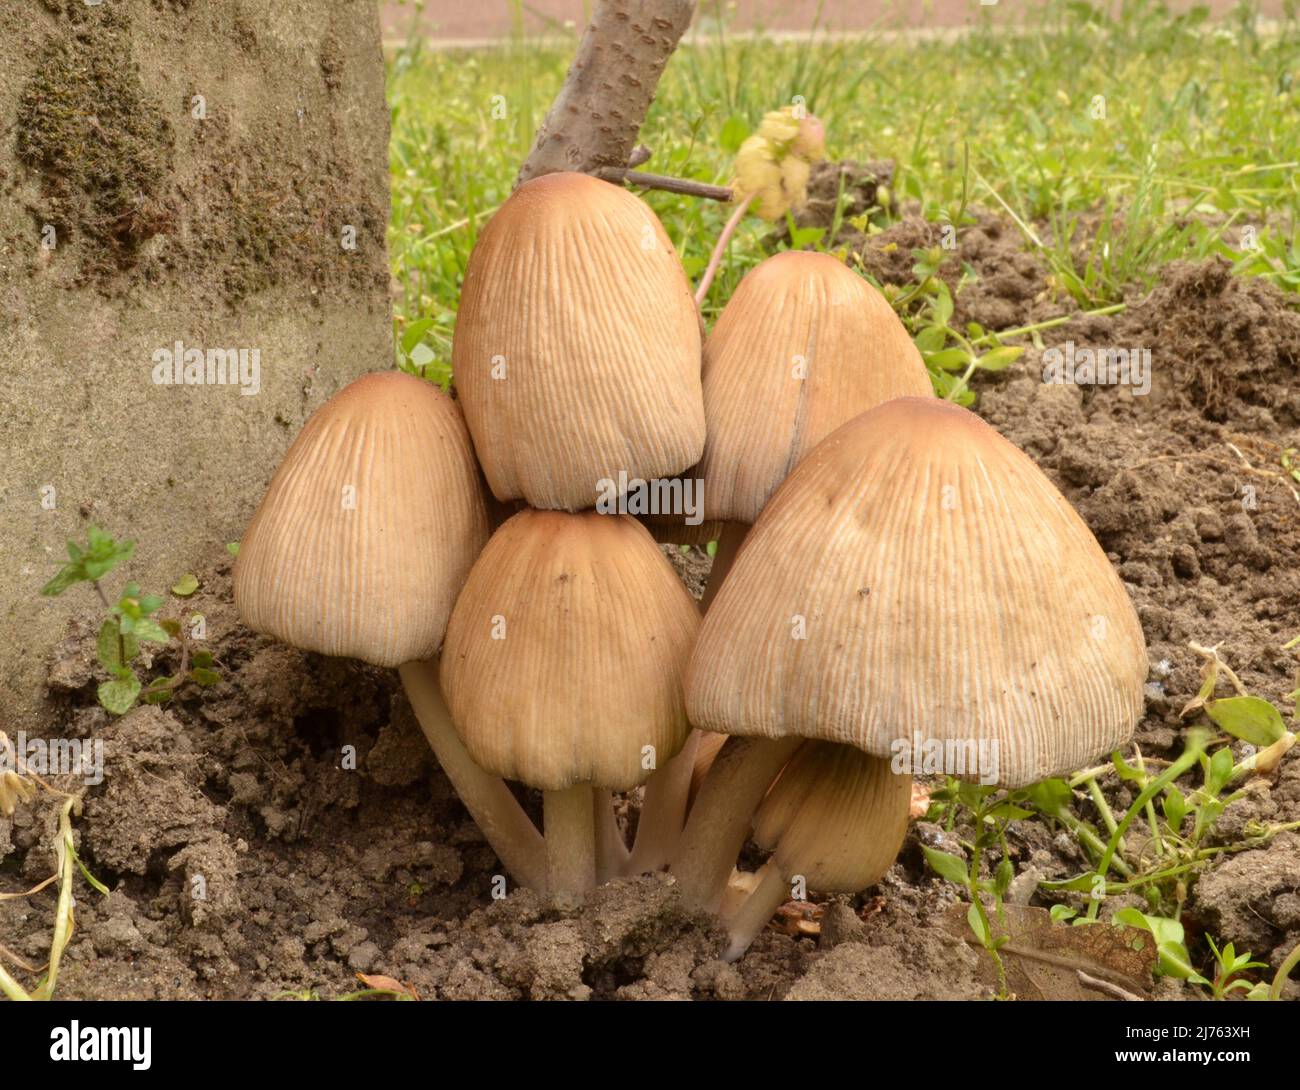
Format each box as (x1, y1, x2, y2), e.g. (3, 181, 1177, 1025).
(439, 509, 699, 898)
(234, 372, 546, 890)
(722, 742, 911, 961)
(693, 250, 932, 605)
(689, 729, 728, 808)
(452, 171, 705, 512)
(675, 396, 1147, 908)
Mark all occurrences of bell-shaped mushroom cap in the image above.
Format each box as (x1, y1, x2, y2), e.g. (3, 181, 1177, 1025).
(452, 172, 705, 511)
(753, 742, 911, 892)
(698, 250, 932, 525)
(687, 396, 1148, 787)
(440, 510, 700, 791)
(234, 372, 490, 668)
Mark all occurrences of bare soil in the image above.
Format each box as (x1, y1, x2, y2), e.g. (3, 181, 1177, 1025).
(4, 176, 1300, 1001)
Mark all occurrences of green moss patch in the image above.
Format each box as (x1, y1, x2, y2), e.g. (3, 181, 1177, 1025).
(16, 14, 174, 278)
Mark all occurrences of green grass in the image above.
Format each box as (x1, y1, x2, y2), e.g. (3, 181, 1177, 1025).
(387, 0, 1300, 377)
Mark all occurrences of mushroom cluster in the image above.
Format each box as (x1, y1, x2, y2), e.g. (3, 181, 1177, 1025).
(234, 168, 1147, 958)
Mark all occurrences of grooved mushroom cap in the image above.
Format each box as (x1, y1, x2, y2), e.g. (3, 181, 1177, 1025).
(234, 372, 490, 667)
(753, 743, 912, 892)
(440, 509, 700, 791)
(698, 250, 932, 524)
(687, 396, 1148, 787)
(451, 172, 705, 511)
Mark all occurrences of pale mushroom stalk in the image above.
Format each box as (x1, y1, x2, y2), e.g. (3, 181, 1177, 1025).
(544, 785, 598, 897)
(719, 743, 913, 961)
(669, 735, 801, 911)
(625, 730, 699, 875)
(719, 866, 763, 917)
(398, 660, 547, 891)
(595, 788, 630, 882)
(721, 861, 787, 962)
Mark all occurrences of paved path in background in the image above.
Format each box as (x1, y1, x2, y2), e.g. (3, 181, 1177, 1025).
(382, 0, 1284, 43)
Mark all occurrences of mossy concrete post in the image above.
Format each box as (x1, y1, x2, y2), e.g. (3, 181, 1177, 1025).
(0, 1, 391, 729)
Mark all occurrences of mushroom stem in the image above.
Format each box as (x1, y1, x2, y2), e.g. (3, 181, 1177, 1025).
(544, 785, 598, 899)
(594, 788, 630, 883)
(669, 735, 801, 912)
(699, 522, 748, 613)
(398, 660, 547, 892)
(625, 730, 700, 876)
(721, 861, 788, 962)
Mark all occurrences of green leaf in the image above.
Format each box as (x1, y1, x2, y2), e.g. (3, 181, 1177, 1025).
(1050, 904, 1078, 922)
(932, 283, 954, 326)
(987, 802, 1034, 822)
(967, 903, 990, 945)
(96, 619, 139, 672)
(226, 542, 240, 557)
(1162, 786, 1187, 831)
(915, 326, 947, 353)
(40, 564, 85, 597)
(1112, 750, 1145, 782)
(141, 677, 177, 704)
(192, 649, 214, 668)
(975, 345, 1026, 372)
(188, 667, 222, 687)
(1113, 908, 1202, 980)
(409, 342, 436, 368)
(1206, 746, 1234, 796)
(956, 781, 995, 808)
(1205, 696, 1287, 747)
(97, 675, 142, 716)
(82, 531, 134, 580)
(924, 347, 970, 371)
(923, 846, 970, 886)
(718, 114, 750, 153)
(786, 225, 825, 249)
(1024, 778, 1073, 816)
(131, 617, 172, 645)
(994, 856, 1014, 896)
(400, 316, 435, 355)
(74, 849, 110, 896)
(137, 594, 165, 615)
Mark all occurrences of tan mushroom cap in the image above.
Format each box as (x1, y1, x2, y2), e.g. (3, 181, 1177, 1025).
(687, 396, 1148, 787)
(698, 250, 932, 525)
(234, 371, 489, 668)
(753, 742, 912, 892)
(452, 172, 705, 511)
(440, 510, 700, 791)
